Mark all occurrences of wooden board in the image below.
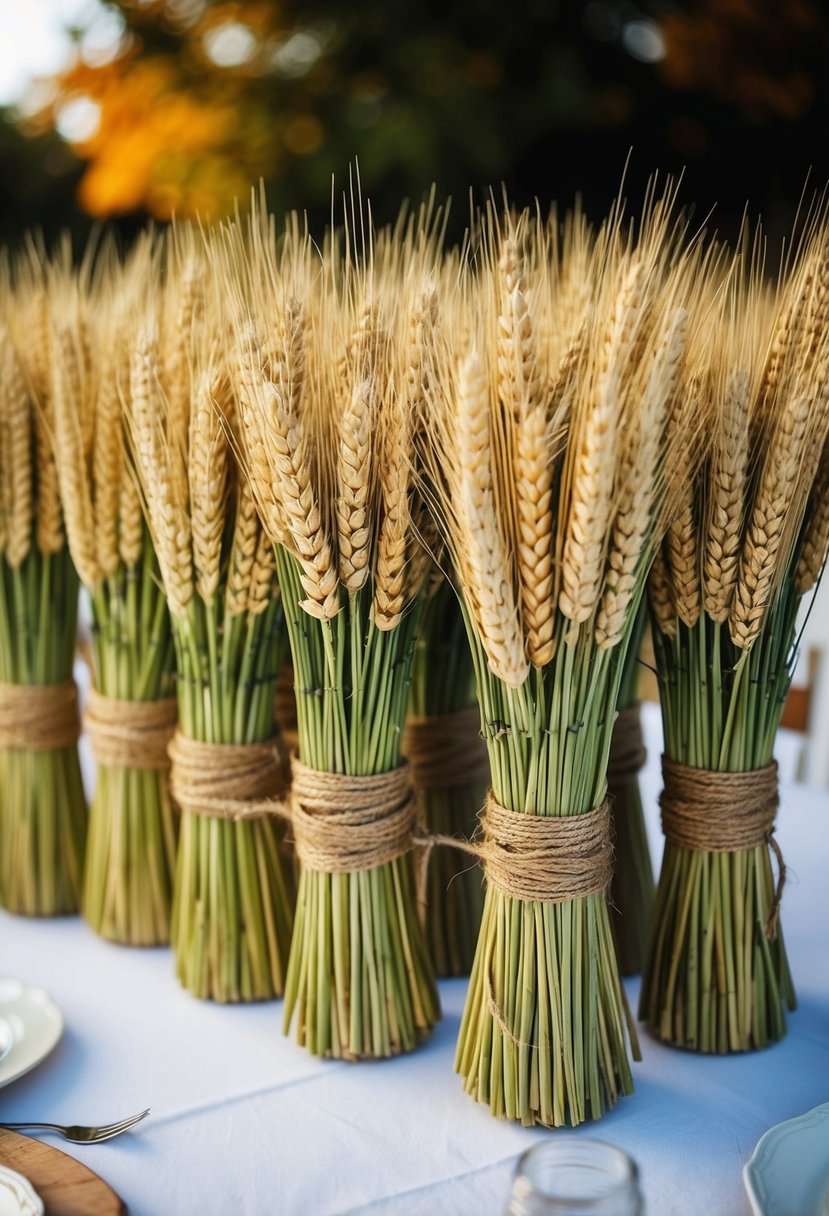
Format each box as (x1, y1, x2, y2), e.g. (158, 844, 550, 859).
(0, 1129, 125, 1215)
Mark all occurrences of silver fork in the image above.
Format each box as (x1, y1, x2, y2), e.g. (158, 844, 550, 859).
(0, 1108, 150, 1143)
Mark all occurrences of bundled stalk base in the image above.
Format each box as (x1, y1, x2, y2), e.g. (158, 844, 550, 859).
(640, 613, 796, 1052)
(407, 581, 486, 977)
(0, 549, 86, 916)
(281, 569, 439, 1060)
(82, 546, 177, 945)
(171, 598, 294, 1002)
(456, 651, 638, 1128)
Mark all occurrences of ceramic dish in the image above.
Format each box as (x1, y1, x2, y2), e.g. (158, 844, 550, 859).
(744, 1101, 829, 1216)
(0, 1165, 44, 1216)
(0, 1018, 13, 1065)
(0, 980, 62, 1090)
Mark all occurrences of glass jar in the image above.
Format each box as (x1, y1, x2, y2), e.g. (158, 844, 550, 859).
(506, 1138, 643, 1216)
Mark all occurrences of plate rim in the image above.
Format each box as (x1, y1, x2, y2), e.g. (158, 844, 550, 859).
(0, 980, 63, 1091)
(0, 1160, 45, 1216)
(743, 1100, 829, 1216)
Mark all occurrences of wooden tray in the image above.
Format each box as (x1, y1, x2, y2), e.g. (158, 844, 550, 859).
(0, 1129, 125, 1215)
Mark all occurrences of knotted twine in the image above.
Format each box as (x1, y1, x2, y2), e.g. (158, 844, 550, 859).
(84, 688, 178, 771)
(0, 680, 80, 751)
(607, 704, 647, 787)
(402, 706, 490, 791)
(660, 756, 785, 939)
(168, 730, 285, 821)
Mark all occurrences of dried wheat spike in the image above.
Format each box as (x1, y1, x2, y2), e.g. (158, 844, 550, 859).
(247, 528, 276, 617)
(336, 378, 374, 593)
(1, 328, 33, 568)
(164, 260, 202, 442)
(515, 401, 554, 664)
(667, 485, 700, 628)
(648, 545, 677, 639)
(51, 320, 100, 588)
(226, 482, 259, 617)
(702, 368, 749, 621)
(795, 439, 829, 594)
(456, 348, 528, 687)
(92, 339, 125, 579)
(34, 405, 64, 557)
(118, 468, 144, 569)
(234, 329, 284, 541)
(189, 371, 228, 605)
(730, 392, 812, 649)
(498, 238, 542, 416)
(596, 307, 687, 650)
(373, 400, 409, 631)
(130, 325, 193, 619)
(263, 379, 340, 620)
(559, 394, 617, 624)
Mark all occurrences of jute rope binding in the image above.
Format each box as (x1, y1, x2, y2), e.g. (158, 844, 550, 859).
(0, 680, 80, 751)
(660, 756, 785, 939)
(403, 706, 490, 791)
(84, 688, 178, 771)
(607, 704, 647, 787)
(168, 730, 284, 821)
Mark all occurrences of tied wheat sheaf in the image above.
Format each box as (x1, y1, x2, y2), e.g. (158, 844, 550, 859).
(420, 195, 700, 1127)
(0, 246, 87, 916)
(45, 237, 178, 946)
(127, 231, 294, 1000)
(640, 222, 829, 1052)
(223, 206, 441, 1058)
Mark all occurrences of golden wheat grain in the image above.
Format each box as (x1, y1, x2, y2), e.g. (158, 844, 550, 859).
(514, 401, 554, 664)
(596, 307, 687, 649)
(118, 468, 144, 569)
(702, 368, 749, 621)
(247, 528, 276, 617)
(648, 544, 677, 639)
(336, 378, 374, 593)
(189, 370, 228, 605)
(92, 334, 125, 579)
(730, 391, 812, 648)
(225, 482, 259, 617)
(1, 327, 33, 568)
(50, 319, 100, 587)
(455, 347, 528, 687)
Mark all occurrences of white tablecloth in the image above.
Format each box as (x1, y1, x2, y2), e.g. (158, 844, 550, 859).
(1, 704, 827, 1216)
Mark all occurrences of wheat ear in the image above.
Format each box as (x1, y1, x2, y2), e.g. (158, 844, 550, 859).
(92, 336, 125, 579)
(336, 378, 374, 593)
(702, 368, 749, 621)
(515, 401, 554, 664)
(189, 371, 228, 605)
(1, 327, 33, 568)
(456, 348, 528, 687)
(730, 392, 812, 649)
(648, 544, 677, 639)
(51, 320, 100, 588)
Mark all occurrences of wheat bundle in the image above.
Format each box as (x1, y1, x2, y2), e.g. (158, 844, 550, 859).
(422, 194, 695, 1126)
(225, 202, 440, 1058)
(127, 228, 294, 1000)
(0, 244, 87, 915)
(640, 217, 829, 1051)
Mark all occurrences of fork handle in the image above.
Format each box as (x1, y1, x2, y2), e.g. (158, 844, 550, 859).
(0, 1122, 60, 1132)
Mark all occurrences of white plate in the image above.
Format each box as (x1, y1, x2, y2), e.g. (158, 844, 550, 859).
(744, 1101, 829, 1216)
(0, 980, 62, 1089)
(0, 1165, 43, 1216)
(0, 1018, 13, 1064)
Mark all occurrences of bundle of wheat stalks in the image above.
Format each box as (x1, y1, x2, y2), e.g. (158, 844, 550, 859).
(0, 245, 87, 916)
(127, 230, 294, 999)
(640, 221, 829, 1051)
(45, 237, 178, 945)
(2, 180, 828, 1116)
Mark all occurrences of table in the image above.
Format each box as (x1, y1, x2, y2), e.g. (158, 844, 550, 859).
(2, 704, 828, 1216)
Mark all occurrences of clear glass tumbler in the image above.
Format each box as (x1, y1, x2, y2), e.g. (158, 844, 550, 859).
(506, 1138, 643, 1216)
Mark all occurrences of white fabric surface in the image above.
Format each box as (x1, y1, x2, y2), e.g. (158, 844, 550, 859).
(1, 703, 827, 1216)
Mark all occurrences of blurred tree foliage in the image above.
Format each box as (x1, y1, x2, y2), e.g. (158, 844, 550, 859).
(3, 0, 829, 246)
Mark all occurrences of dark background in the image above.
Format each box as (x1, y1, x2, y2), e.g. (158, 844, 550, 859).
(2, 0, 828, 250)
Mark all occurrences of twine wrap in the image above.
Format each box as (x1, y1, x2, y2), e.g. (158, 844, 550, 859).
(478, 794, 613, 903)
(660, 756, 785, 938)
(168, 730, 283, 821)
(290, 758, 417, 874)
(84, 689, 178, 771)
(0, 680, 80, 751)
(403, 706, 490, 791)
(607, 704, 647, 787)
